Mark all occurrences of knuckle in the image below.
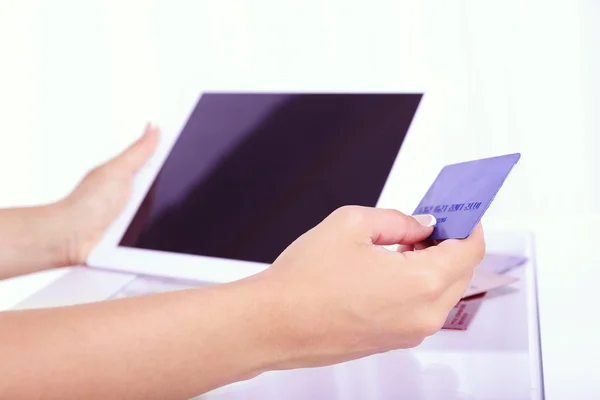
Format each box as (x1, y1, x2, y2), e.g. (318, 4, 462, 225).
(469, 225, 487, 262)
(417, 271, 446, 300)
(330, 205, 366, 228)
(462, 243, 486, 273)
(82, 168, 102, 185)
(475, 240, 486, 262)
(387, 208, 411, 228)
(78, 165, 120, 193)
(87, 164, 112, 181)
(383, 207, 407, 219)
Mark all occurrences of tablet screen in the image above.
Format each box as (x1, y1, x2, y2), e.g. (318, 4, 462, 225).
(120, 93, 422, 264)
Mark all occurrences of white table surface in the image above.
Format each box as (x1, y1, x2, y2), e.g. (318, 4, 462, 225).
(1, 217, 586, 399)
(6, 232, 543, 400)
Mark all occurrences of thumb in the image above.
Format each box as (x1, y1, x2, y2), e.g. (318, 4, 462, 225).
(108, 123, 160, 174)
(330, 206, 436, 246)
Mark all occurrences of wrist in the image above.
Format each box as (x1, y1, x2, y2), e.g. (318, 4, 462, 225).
(235, 273, 304, 373)
(219, 274, 298, 377)
(42, 201, 83, 267)
(0, 202, 76, 279)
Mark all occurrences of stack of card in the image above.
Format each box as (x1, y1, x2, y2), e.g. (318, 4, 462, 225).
(442, 253, 526, 330)
(411, 153, 524, 331)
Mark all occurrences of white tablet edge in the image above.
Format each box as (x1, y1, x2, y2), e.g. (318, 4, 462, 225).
(88, 83, 451, 283)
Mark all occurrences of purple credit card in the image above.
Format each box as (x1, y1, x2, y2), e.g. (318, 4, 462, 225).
(413, 153, 521, 240)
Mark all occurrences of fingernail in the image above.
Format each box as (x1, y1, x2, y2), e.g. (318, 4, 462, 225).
(413, 214, 436, 227)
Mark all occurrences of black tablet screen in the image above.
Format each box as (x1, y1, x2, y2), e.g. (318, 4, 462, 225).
(120, 92, 422, 264)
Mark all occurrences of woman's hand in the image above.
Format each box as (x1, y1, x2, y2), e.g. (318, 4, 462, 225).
(0, 124, 158, 280)
(253, 206, 485, 370)
(59, 124, 159, 265)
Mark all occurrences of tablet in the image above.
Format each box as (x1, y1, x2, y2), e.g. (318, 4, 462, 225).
(88, 89, 449, 283)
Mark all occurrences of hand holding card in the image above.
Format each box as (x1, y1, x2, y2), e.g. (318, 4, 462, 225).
(413, 153, 522, 331)
(413, 153, 521, 240)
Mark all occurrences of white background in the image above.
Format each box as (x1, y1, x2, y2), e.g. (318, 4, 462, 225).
(0, 1, 598, 398)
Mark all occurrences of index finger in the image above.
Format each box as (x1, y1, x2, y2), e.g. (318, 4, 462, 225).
(417, 223, 486, 282)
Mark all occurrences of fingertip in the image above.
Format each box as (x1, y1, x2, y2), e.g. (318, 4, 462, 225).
(146, 126, 161, 145)
(412, 214, 437, 228)
(138, 123, 160, 148)
(142, 122, 160, 137)
(137, 125, 160, 155)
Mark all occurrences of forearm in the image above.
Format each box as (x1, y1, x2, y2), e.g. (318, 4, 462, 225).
(0, 276, 284, 399)
(0, 203, 73, 279)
